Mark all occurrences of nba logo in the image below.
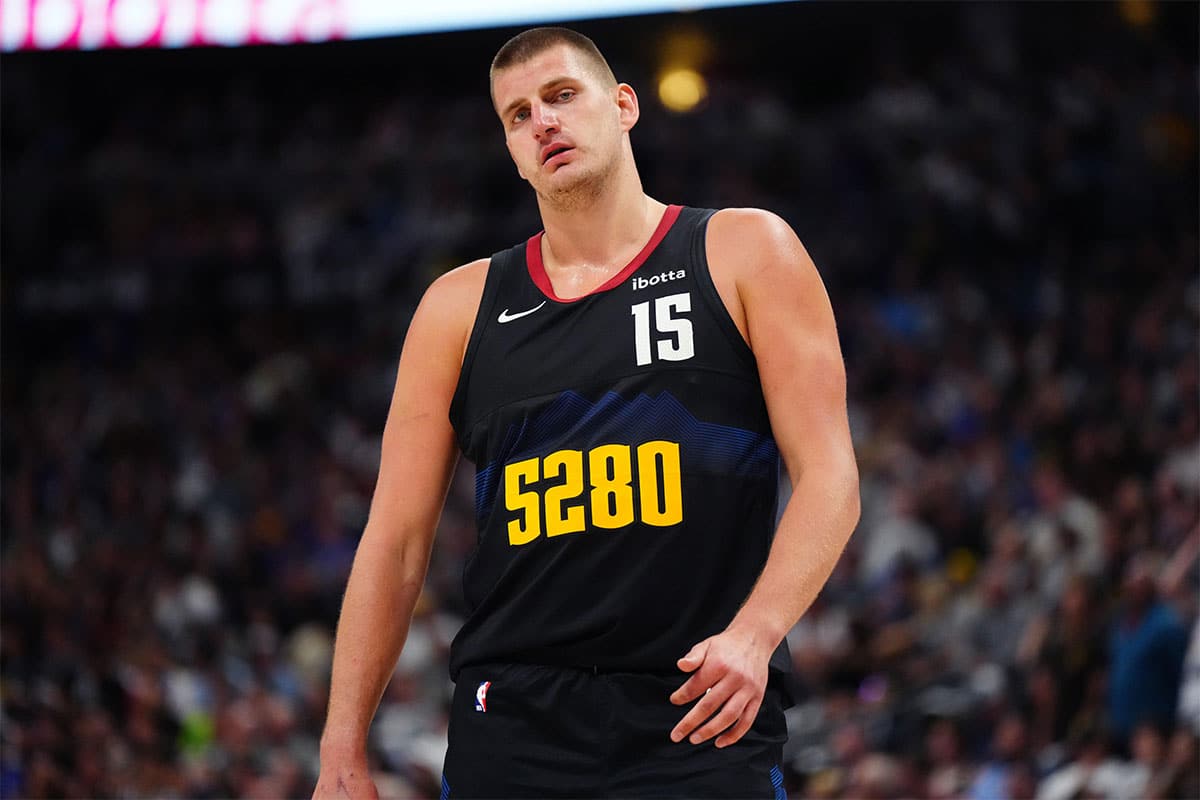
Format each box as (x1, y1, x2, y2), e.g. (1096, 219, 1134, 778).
(475, 681, 491, 712)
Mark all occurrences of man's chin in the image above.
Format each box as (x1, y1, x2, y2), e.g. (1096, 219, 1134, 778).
(536, 167, 607, 209)
(540, 161, 582, 186)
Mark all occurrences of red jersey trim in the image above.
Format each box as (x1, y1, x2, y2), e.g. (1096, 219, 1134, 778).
(525, 204, 684, 302)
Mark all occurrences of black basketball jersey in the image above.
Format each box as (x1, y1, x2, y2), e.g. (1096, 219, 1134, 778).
(448, 205, 791, 685)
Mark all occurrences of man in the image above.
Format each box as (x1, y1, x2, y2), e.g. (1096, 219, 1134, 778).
(1107, 556, 1189, 750)
(314, 27, 859, 798)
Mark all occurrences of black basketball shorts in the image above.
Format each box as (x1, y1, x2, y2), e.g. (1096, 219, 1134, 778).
(440, 662, 788, 799)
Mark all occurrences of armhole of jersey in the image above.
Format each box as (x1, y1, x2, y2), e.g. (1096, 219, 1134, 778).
(449, 253, 505, 445)
(690, 208, 758, 370)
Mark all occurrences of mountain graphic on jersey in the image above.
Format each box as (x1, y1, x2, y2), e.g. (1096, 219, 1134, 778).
(474, 389, 777, 524)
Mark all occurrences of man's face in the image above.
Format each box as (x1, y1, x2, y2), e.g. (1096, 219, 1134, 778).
(492, 45, 630, 203)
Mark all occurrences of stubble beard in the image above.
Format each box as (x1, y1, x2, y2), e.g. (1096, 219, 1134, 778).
(535, 148, 618, 213)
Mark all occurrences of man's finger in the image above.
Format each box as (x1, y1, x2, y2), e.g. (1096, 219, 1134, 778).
(676, 638, 711, 673)
(687, 691, 749, 745)
(670, 670, 718, 705)
(669, 680, 734, 742)
(715, 696, 762, 748)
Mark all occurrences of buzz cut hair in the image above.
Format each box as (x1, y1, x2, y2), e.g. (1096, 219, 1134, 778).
(490, 27, 618, 104)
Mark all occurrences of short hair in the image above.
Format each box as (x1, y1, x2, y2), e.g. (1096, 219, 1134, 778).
(490, 27, 617, 103)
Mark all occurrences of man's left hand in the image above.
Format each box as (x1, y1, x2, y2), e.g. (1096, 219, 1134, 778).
(669, 626, 773, 748)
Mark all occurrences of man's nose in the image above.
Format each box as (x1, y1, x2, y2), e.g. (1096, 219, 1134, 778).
(531, 103, 558, 136)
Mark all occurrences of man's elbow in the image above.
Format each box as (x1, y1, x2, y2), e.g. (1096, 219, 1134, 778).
(785, 442, 860, 531)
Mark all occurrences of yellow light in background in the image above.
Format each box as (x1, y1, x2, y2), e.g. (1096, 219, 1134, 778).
(658, 68, 707, 113)
(1118, 0, 1156, 28)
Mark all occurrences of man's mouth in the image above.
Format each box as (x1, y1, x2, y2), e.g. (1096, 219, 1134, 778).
(542, 146, 573, 165)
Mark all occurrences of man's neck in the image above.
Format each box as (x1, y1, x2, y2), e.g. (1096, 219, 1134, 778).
(536, 160, 666, 275)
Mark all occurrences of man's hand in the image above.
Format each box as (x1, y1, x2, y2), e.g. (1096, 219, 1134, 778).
(668, 625, 774, 748)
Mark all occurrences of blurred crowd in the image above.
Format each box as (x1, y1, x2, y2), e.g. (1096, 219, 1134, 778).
(2, 2, 1198, 798)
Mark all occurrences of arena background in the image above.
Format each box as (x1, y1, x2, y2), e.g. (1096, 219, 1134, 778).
(2, 1, 1199, 797)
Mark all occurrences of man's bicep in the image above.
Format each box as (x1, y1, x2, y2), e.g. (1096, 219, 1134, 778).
(737, 215, 853, 483)
(367, 264, 485, 543)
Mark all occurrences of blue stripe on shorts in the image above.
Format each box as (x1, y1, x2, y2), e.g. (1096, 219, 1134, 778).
(770, 764, 785, 800)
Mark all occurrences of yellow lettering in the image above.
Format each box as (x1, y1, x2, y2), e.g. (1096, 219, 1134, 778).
(589, 444, 636, 529)
(637, 440, 683, 526)
(504, 457, 541, 545)
(504, 442, 684, 545)
(543, 449, 586, 537)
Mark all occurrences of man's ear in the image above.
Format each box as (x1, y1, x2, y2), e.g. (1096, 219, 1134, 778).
(616, 83, 640, 132)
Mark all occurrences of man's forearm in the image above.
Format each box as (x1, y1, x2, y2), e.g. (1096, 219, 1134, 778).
(729, 462, 860, 647)
(320, 525, 430, 756)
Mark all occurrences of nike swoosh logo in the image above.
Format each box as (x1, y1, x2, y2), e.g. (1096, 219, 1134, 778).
(497, 301, 547, 323)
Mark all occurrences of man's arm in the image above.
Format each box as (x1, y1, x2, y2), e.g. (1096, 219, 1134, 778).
(314, 260, 487, 798)
(670, 209, 860, 748)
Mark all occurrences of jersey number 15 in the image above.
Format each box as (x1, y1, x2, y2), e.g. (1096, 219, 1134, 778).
(631, 292, 694, 366)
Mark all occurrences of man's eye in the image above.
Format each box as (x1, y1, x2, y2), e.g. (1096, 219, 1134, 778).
(556, 90, 574, 101)
(513, 110, 528, 123)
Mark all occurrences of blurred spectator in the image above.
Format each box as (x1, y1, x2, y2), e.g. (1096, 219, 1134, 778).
(968, 712, 1031, 800)
(1018, 575, 1106, 744)
(1107, 556, 1190, 745)
(924, 717, 972, 799)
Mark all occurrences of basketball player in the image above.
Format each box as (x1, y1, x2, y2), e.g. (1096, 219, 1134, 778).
(314, 27, 860, 798)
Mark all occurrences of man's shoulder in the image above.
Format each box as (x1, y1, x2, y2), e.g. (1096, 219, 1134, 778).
(418, 257, 489, 315)
(413, 259, 491, 356)
(427, 257, 491, 298)
(707, 206, 800, 249)
(708, 206, 791, 229)
(706, 207, 809, 280)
